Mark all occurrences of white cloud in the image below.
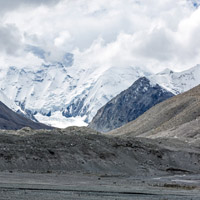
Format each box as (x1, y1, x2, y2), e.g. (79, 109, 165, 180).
(0, 0, 200, 72)
(54, 31, 71, 47)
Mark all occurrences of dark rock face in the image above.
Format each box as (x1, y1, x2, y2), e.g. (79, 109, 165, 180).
(0, 101, 52, 130)
(89, 77, 174, 133)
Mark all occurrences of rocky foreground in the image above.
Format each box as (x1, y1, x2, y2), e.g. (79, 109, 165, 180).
(0, 126, 199, 199)
(0, 126, 199, 176)
(0, 126, 200, 199)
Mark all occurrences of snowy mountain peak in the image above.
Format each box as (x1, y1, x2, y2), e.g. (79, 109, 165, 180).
(150, 65, 200, 95)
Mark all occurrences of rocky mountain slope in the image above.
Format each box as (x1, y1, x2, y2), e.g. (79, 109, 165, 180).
(0, 101, 52, 130)
(144, 116, 200, 144)
(109, 84, 200, 139)
(0, 63, 200, 128)
(89, 77, 174, 132)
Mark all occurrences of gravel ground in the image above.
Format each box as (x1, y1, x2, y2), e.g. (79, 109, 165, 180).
(0, 172, 200, 200)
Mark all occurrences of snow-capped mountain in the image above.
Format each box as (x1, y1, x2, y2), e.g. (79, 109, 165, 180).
(0, 63, 150, 128)
(0, 61, 200, 128)
(149, 64, 200, 94)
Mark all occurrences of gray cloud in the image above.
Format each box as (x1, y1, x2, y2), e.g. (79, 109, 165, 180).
(0, 24, 22, 55)
(135, 28, 175, 61)
(0, 0, 61, 14)
(25, 45, 46, 59)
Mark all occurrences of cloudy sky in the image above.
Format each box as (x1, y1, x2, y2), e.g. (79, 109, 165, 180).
(0, 0, 200, 72)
